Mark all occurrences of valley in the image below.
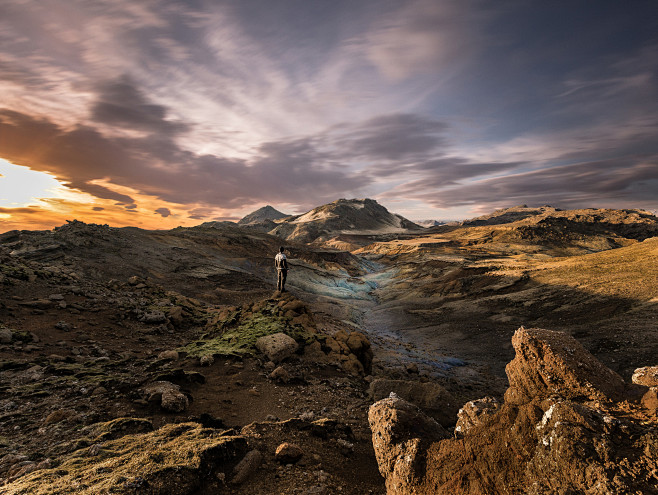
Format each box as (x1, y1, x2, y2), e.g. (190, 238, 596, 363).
(0, 200, 657, 494)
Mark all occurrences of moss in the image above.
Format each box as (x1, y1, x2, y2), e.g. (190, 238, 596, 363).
(3, 423, 247, 495)
(180, 304, 317, 359)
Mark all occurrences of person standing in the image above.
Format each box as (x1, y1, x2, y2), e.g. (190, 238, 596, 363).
(274, 246, 289, 292)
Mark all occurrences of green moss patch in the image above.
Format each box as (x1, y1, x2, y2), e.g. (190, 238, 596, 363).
(180, 299, 317, 359)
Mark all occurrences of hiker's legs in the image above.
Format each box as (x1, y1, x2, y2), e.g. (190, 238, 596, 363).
(280, 270, 287, 291)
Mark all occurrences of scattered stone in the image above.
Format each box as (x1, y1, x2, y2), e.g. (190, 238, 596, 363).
(18, 299, 53, 309)
(299, 411, 315, 421)
(55, 321, 71, 331)
(0, 327, 12, 344)
(405, 363, 419, 374)
(269, 366, 291, 383)
(141, 381, 189, 413)
(632, 366, 658, 387)
(231, 449, 263, 485)
(161, 389, 189, 413)
(140, 311, 167, 324)
(274, 442, 304, 464)
(200, 355, 215, 367)
(157, 350, 179, 361)
(48, 294, 65, 301)
(168, 306, 183, 327)
(335, 438, 354, 455)
(255, 332, 299, 363)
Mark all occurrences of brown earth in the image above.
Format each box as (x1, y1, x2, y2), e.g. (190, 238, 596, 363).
(1, 204, 657, 493)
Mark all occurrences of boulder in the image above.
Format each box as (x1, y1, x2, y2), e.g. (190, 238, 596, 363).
(140, 381, 189, 413)
(369, 394, 450, 495)
(269, 366, 291, 383)
(369, 379, 458, 427)
(368, 328, 658, 494)
(454, 397, 499, 436)
(504, 327, 626, 404)
(231, 449, 263, 485)
(255, 332, 298, 363)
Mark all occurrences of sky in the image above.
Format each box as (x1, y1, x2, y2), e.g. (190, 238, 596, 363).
(0, 0, 657, 231)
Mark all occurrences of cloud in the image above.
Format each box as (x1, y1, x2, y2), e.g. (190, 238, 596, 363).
(155, 207, 171, 217)
(391, 155, 658, 211)
(91, 76, 190, 136)
(0, 107, 369, 211)
(329, 113, 448, 161)
(364, 0, 482, 80)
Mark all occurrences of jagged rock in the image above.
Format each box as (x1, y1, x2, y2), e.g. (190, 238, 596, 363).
(369, 328, 658, 494)
(231, 449, 263, 484)
(369, 394, 450, 494)
(141, 381, 189, 413)
(526, 400, 658, 494)
(255, 332, 298, 363)
(454, 397, 499, 436)
(504, 327, 626, 404)
(368, 379, 458, 426)
(274, 442, 304, 463)
(632, 366, 658, 387)
(269, 365, 291, 383)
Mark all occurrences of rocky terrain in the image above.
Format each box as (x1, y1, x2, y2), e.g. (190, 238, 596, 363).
(0, 201, 657, 494)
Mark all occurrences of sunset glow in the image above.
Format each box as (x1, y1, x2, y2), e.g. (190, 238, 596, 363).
(0, 0, 656, 232)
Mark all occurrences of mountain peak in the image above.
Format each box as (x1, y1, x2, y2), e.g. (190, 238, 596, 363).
(238, 205, 289, 225)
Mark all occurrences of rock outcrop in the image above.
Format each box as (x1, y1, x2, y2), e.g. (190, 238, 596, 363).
(369, 327, 658, 494)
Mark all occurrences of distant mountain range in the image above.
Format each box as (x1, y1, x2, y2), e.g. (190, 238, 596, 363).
(238, 198, 422, 244)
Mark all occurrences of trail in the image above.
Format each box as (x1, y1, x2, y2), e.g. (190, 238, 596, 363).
(291, 257, 467, 378)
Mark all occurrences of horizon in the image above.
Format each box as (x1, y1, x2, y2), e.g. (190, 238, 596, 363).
(1, 1, 657, 232)
(3, 196, 657, 235)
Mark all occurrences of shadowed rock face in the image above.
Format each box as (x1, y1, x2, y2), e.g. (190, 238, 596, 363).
(369, 327, 658, 495)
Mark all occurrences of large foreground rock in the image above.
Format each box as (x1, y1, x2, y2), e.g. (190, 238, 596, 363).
(369, 327, 658, 494)
(368, 379, 458, 427)
(3, 422, 247, 494)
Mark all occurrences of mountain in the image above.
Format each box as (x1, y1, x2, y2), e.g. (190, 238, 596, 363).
(415, 219, 446, 228)
(237, 205, 289, 226)
(269, 198, 423, 244)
